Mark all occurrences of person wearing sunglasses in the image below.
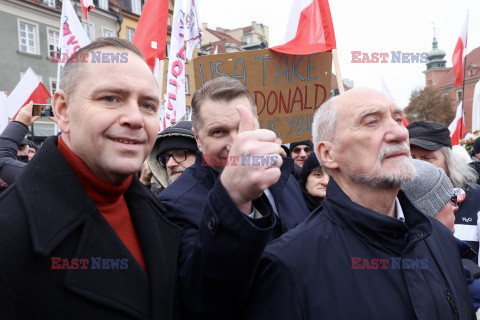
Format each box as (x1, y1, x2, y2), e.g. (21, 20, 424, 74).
(147, 121, 198, 190)
(289, 140, 313, 167)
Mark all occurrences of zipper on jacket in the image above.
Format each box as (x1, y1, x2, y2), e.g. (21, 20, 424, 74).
(446, 292, 459, 320)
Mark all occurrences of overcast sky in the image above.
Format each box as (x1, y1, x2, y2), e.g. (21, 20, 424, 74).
(197, 0, 479, 108)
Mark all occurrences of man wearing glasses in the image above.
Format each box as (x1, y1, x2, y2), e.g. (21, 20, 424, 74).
(147, 121, 198, 189)
(289, 140, 313, 167)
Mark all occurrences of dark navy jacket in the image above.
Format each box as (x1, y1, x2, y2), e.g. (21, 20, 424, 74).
(246, 179, 475, 320)
(158, 152, 310, 319)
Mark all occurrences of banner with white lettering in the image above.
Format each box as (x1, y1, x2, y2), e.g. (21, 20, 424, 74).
(164, 0, 186, 127)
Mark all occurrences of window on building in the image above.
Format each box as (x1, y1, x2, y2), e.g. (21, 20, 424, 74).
(457, 90, 463, 102)
(244, 36, 252, 44)
(47, 29, 59, 58)
(19, 21, 37, 54)
(470, 69, 474, 76)
(131, 0, 141, 15)
(82, 22, 93, 40)
(49, 78, 57, 96)
(166, 43, 170, 58)
(127, 28, 135, 42)
(102, 28, 114, 37)
(185, 75, 189, 94)
(168, 15, 171, 26)
(98, 0, 108, 10)
(43, 0, 55, 8)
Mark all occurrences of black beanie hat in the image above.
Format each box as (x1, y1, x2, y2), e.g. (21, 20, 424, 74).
(300, 152, 322, 188)
(155, 121, 198, 159)
(290, 140, 314, 152)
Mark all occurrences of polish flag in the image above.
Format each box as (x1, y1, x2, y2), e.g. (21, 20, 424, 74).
(271, 0, 336, 55)
(448, 101, 467, 145)
(133, 0, 169, 71)
(6, 68, 51, 120)
(452, 11, 468, 87)
(80, 0, 95, 21)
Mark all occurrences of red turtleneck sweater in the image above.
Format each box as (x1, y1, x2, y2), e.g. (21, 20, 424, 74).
(57, 136, 147, 272)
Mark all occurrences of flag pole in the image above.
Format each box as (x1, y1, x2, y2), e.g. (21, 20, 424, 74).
(332, 49, 344, 94)
(157, 59, 165, 97)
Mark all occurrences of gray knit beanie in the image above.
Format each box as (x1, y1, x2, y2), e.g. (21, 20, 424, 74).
(402, 159, 453, 217)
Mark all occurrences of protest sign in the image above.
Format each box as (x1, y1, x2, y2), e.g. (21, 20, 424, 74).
(193, 48, 332, 143)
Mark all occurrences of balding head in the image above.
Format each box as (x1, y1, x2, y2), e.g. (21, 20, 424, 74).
(313, 88, 414, 190)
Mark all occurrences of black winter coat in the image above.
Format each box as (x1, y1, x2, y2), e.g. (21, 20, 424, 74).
(0, 136, 182, 319)
(246, 179, 475, 319)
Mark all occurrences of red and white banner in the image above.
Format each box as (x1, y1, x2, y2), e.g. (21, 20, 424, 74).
(80, 0, 95, 21)
(184, 0, 203, 60)
(452, 11, 469, 87)
(448, 101, 467, 145)
(272, 0, 336, 55)
(133, 0, 169, 71)
(6, 68, 51, 120)
(164, 0, 186, 128)
(57, 0, 91, 68)
(0, 91, 8, 135)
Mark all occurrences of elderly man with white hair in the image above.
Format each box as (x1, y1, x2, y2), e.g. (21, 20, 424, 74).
(244, 88, 475, 319)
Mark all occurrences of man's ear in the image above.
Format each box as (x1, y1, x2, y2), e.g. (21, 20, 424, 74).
(318, 141, 339, 170)
(52, 90, 71, 134)
(192, 128, 203, 153)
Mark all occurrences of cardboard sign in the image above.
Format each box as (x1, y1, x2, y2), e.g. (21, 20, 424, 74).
(193, 49, 332, 143)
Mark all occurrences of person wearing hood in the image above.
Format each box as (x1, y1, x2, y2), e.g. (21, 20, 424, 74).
(146, 121, 198, 194)
(299, 152, 329, 211)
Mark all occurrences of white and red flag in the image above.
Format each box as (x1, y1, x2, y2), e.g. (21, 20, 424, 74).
(133, 0, 170, 73)
(6, 68, 50, 120)
(272, 0, 336, 55)
(448, 101, 467, 146)
(164, 0, 186, 128)
(80, 0, 95, 21)
(452, 11, 469, 87)
(57, 0, 91, 67)
(184, 0, 203, 60)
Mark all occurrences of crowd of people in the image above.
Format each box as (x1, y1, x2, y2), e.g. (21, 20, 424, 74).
(0, 37, 479, 319)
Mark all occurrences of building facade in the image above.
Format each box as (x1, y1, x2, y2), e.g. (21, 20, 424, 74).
(0, 0, 199, 139)
(424, 34, 480, 132)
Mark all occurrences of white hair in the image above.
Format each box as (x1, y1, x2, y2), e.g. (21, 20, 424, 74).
(312, 96, 339, 159)
(443, 146, 477, 189)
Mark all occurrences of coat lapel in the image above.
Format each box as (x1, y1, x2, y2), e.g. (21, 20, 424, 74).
(125, 181, 182, 320)
(16, 137, 179, 319)
(62, 214, 150, 320)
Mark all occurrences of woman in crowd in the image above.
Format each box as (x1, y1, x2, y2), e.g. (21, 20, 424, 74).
(299, 152, 329, 211)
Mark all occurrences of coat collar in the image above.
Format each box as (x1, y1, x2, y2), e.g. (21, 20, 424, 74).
(323, 179, 432, 254)
(15, 136, 181, 319)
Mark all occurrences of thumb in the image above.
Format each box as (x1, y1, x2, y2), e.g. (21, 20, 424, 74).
(237, 105, 254, 133)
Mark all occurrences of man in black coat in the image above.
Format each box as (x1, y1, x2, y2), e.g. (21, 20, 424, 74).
(159, 77, 309, 319)
(0, 38, 182, 319)
(245, 88, 475, 319)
